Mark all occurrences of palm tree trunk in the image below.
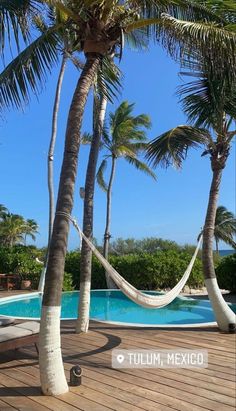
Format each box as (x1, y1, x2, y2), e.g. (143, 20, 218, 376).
(39, 54, 100, 396)
(202, 166, 235, 332)
(215, 238, 219, 255)
(103, 154, 117, 288)
(38, 55, 67, 293)
(76, 94, 107, 333)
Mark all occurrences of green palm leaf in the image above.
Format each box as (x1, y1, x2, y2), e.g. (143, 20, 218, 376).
(146, 125, 211, 168)
(125, 156, 157, 180)
(0, 0, 38, 53)
(96, 57, 122, 103)
(96, 159, 108, 191)
(159, 14, 236, 80)
(0, 26, 60, 109)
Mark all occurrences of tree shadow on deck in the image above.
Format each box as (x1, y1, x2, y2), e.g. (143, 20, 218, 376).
(0, 385, 42, 397)
(62, 330, 122, 362)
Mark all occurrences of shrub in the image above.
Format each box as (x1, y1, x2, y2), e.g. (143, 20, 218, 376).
(0, 246, 42, 289)
(216, 254, 236, 292)
(65, 249, 204, 290)
(63, 272, 75, 291)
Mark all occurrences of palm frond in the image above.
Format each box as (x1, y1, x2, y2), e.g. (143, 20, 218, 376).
(81, 132, 93, 144)
(0, 0, 39, 54)
(125, 155, 157, 180)
(96, 57, 122, 103)
(178, 60, 236, 130)
(96, 159, 108, 191)
(214, 226, 236, 249)
(124, 28, 149, 51)
(146, 125, 210, 168)
(159, 14, 236, 81)
(0, 26, 60, 110)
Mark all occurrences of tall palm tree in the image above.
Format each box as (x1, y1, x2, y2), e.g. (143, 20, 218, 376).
(2, 0, 236, 396)
(77, 57, 122, 333)
(36, 8, 85, 292)
(96, 101, 156, 288)
(77, 94, 107, 333)
(146, 63, 236, 332)
(214, 206, 236, 254)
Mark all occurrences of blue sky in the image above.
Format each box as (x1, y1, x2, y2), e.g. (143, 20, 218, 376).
(0, 43, 235, 249)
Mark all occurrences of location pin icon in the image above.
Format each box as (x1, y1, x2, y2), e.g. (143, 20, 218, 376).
(117, 354, 125, 364)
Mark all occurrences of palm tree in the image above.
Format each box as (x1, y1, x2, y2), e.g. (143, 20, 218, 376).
(0, 213, 26, 247)
(146, 62, 236, 332)
(24, 218, 39, 244)
(2, 0, 236, 396)
(214, 206, 236, 254)
(96, 101, 156, 288)
(77, 94, 107, 333)
(36, 8, 85, 293)
(77, 58, 122, 333)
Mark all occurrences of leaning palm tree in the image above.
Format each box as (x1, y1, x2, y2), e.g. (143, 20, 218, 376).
(2, 0, 236, 396)
(146, 62, 236, 332)
(214, 206, 236, 254)
(97, 101, 156, 288)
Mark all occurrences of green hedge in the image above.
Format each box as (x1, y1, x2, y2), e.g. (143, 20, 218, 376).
(216, 253, 236, 292)
(4, 245, 234, 292)
(65, 250, 204, 290)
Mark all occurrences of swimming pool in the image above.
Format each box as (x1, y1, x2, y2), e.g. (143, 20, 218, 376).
(0, 290, 235, 327)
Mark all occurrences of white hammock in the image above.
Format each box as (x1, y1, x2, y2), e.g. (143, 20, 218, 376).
(58, 212, 202, 308)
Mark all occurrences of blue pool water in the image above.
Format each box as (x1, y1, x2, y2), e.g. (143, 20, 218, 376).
(0, 291, 235, 326)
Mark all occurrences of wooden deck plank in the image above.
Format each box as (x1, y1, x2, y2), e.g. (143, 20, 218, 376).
(0, 293, 235, 411)
(60, 337, 235, 410)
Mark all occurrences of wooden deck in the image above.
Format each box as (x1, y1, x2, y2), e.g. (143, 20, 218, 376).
(0, 292, 235, 410)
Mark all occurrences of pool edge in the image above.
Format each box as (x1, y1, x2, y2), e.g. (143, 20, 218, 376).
(0, 290, 221, 328)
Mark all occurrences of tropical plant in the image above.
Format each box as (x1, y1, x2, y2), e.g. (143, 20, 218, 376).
(0, 213, 38, 247)
(214, 206, 236, 253)
(146, 60, 236, 332)
(109, 237, 180, 255)
(24, 218, 39, 244)
(0, 213, 25, 247)
(0, 204, 8, 218)
(198, 205, 236, 253)
(66, 248, 204, 290)
(96, 101, 156, 287)
(2, 0, 236, 396)
(216, 253, 236, 292)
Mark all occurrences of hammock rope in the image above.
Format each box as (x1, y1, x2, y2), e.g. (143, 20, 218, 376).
(56, 212, 202, 309)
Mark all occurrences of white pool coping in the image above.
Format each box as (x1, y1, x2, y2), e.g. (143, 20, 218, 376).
(0, 290, 234, 328)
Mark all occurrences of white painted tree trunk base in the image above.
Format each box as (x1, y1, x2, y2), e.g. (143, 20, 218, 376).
(38, 267, 46, 293)
(76, 282, 91, 333)
(205, 278, 236, 332)
(39, 306, 69, 395)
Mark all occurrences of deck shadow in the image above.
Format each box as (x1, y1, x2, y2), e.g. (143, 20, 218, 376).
(63, 330, 121, 361)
